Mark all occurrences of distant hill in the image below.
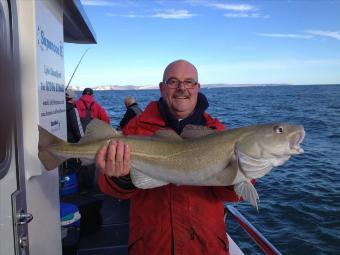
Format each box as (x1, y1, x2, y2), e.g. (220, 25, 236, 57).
(94, 85, 157, 90)
(69, 85, 158, 91)
(201, 83, 291, 88)
(69, 83, 293, 91)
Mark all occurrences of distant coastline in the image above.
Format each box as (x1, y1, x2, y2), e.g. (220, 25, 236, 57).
(69, 83, 339, 91)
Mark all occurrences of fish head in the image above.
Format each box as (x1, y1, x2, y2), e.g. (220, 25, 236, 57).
(235, 123, 305, 179)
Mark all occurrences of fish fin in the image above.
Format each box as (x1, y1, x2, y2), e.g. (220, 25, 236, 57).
(38, 151, 65, 171)
(38, 126, 66, 170)
(234, 181, 260, 210)
(130, 168, 169, 189)
(236, 144, 273, 179)
(181, 125, 216, 139)
(153, 129, 183, 141)
(79, 119, 120, 143)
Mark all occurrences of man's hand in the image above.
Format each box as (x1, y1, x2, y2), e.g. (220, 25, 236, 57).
(96, 140, 131, 177)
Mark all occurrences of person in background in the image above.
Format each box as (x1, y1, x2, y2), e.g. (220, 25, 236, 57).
(76, 88, 110, 191)
(62, 89, 83, 178)
(96, 59, 246, 255)
(119, 96, 143, 129)
(65, 89, 84, 143)
(75, 87, 110, 130)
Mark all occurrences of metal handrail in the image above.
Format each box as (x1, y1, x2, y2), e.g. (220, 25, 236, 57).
(225, 205, 282, 255)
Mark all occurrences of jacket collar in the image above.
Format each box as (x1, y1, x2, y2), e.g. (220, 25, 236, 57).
(138, 101, 166, 127)
(128, 102, 138, 108)
(139, 93, 209, 134)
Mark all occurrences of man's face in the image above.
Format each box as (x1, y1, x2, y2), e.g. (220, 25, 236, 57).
(160, 61, 200, 119)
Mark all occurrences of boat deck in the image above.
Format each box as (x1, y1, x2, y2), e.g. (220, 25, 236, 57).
(60, 185, 277, 255)
(61, 186, 130, 255)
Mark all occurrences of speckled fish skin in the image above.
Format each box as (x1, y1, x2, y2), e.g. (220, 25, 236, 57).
(38, 119, 305, 208)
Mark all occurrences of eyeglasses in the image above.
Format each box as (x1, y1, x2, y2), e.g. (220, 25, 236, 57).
(164, 78, 198, 89)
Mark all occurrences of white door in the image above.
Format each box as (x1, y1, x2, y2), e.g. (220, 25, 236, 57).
(0, 1, 31, 254)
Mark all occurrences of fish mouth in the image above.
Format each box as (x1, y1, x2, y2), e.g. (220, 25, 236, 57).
(289, 129, 305, 154)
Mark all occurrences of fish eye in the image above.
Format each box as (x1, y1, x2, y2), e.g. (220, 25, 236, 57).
(274, 125, 284, 134)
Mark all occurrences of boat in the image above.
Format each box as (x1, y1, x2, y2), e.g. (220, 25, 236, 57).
(0, 1, 281, 254)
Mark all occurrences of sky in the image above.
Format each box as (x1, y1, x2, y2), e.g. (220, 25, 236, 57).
(64, 0, 340, 88)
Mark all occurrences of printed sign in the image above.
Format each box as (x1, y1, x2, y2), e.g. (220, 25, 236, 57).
(36, 0, 66, 139)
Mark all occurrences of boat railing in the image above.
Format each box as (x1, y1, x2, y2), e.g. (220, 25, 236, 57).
(225, 205, 282, 255)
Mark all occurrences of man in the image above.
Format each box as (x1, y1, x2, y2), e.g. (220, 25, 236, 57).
(62, 89, 84, 175)
(75, 87, 110, 130)
(65, 89, 84, 143)
(76, 88, 110, 190)
(119, 96, 143, 129)
(96, 60, 241, 255)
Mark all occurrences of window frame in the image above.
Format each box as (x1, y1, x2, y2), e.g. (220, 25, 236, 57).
(0, 1, 12, 180)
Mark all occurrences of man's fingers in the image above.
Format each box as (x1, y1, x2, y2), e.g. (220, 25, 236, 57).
(106, 141, 118, 176)
(95, 140, 130, 177)
(115, 141, 125, 175)
(123, 144, 131, 175)
(96, 145, 108, 173)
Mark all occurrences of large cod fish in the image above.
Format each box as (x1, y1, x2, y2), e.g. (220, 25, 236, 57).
(38, 119, 305, 208)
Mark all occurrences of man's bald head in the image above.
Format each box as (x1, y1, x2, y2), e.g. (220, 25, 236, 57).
(162, 59, 198, 83)
(159, 59, 200, 119)
(124, 96, 136, 107)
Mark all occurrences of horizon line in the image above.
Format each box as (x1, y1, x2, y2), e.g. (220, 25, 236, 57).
(69, 83, 340, 91)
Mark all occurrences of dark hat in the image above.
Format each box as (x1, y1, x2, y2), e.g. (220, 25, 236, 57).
(82, 88, 94, 95)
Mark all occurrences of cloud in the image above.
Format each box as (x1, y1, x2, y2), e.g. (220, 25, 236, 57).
(106, 9, 195, 19)
(106, 12, 143, 18)
(207, 3, 255, 12)
(305, 30, 340, 40)
(224, 13, 269, 19)
(122, 14, 140, 18)
(81, 0, 115, 6)
(187, 0, 256, 11)
(256, 30, 340, 40)
(152, 9, 196, 19)
(255, 32, 313, 39)
(193, 1, 269, 19)
(103, 1, 265, 20)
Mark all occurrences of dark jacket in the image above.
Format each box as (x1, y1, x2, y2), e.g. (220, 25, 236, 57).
(119, 102, 143, 129)
(75, 94, 110, 124)
(98, 93, 240, 255)
(66, 102, 83, 143)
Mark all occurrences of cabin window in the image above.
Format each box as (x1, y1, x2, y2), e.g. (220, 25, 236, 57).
(0, 144, 6, 163)
(0, 138, 11, 180)
(0, 2, 12, 179)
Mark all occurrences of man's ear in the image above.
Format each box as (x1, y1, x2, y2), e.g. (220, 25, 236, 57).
(159, 82, 165, 91)
(159, 82, 167, 97)
(197, 82, 201, 91)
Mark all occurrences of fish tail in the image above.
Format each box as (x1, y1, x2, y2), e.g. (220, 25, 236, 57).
(38, 126, 66, 170)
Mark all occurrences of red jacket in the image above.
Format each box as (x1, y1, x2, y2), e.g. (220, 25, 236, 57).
(98, 101, 240, 255)
(75, 94, 110, 124)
